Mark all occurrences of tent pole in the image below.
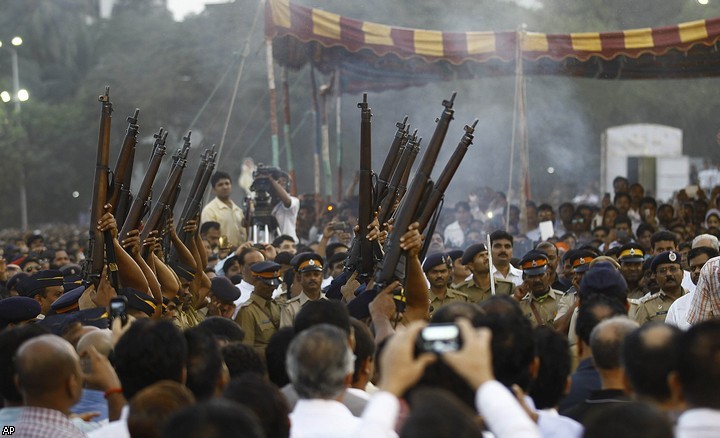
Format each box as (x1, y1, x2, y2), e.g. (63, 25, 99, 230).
(506, 30, 521, 233)
(310, 67, 322, 201)
(335, 70, 343, 203)
(265, 37, 280, 168)
(281, 66, 296, 195)
(320, 77, 333, 202)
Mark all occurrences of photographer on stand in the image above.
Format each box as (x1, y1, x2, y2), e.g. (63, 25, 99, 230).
(248, 165, 299, 243)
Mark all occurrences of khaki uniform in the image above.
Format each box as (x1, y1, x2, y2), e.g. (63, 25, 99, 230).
(428, 288, 468, 316)
(235, 294, 281, 354)
(633, 288, 687, 325)
(455, 277, 515, 304)
(627, 285, 646, 300)
(279, 291, 327, 328)
(518, 289, 562, 328)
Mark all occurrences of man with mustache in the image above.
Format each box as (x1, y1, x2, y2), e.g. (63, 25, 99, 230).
(489, 230, 523, 287)
(634, 251, 688, 324)
(280, 252, 326, 328)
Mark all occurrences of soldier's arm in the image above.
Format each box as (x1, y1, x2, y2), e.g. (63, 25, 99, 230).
(401, 223, 430, 322)
(279, 305, 294, 328)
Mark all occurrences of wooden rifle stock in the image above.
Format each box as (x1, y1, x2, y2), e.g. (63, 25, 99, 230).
(109, 109, 140, 228)
(87, 87, 113, 282)
(118, 128, 168, 242)
(140, 133, 191, 242)
(374, 93, 456, 287)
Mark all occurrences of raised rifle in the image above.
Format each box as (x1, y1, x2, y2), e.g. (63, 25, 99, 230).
(374, 92, 456, 288)
(374, 116, 408, 211)
(118, 128, 168, 242)
(376, 130, 419, 227)
(343, 94, 375, 277)
(139, 133, 191, 243)
(85, 87, 119, 288)
(416, 120, 478, 259)
(176, 145, 216, 244)
(108, 109, 140, 229)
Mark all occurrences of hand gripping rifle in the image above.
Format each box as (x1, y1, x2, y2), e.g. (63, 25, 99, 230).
(118, 128, 168, 242)
(343, 94, 376, 278)
(139, 133, 191, 243)
(346, 93, 456, 319)
(108, 109, 140, 230)
(375, 92, 456, 287)
(85, 87, 120, 289)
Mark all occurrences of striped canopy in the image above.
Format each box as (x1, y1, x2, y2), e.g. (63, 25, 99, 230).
(265, 0, 720, 93)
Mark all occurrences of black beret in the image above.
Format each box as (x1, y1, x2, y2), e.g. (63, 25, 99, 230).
(251, 261, 282, 287)
(579, 262, 628, 302)
(0, 297, 41, 329)
(520, 251, 549, 275)
(274, 251, 294, 266)
(169, 261, 195, 281)
(117, 288, 158, 317)
(210, 276, 241, 302)
(422, 253, 448, 272)
(461, 243, 487, 265)
(446, 250, 464, 262)
(17, 270, 63, 298)
(6, 273, 29, 292)
(37, 307, 108, 336)
(650, 251, 682, 273)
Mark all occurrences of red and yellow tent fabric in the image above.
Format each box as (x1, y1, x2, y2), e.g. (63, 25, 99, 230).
(265, 0, 720, 93)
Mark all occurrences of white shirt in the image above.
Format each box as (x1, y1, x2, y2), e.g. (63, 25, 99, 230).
(492, 264, 524, 286)
(676, 408, 720, 438)
(443, 221, 465, 248)
(232, 280, 254, 319)
(88, 405, 129, 438)
(477, 381, 541, 437)
(290, 396, 398, 438)
(665, 290, 693, 330)
(273, 197, 300, 242)
(682, 270, 696, 294)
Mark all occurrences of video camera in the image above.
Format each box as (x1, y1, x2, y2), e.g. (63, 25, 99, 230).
(250, 164, 283, 193)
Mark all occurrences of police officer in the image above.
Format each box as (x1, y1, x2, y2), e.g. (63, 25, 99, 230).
(516, 251, 562, 327)
(455, 243, 515, 303)
(235, 261, 282, 354)
(634, 251, 688, 324)
(423, 253, 468, 316)
(207, 276, 241, 319)
(280, 252, 326, 328)
(618, 243, 646, 300)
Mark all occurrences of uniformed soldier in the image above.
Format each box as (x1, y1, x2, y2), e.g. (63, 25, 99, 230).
(16, 270, 65, 317)
(423, 253, 468, 316)
(516, 251, 562, 327)
(618, 243, 646, 300)
(634, 251, 688, 324)
(446, 249, 470, 289)
(0, 296, 41, 330)
(235, 261, 283, 354)
(280, 252, 326, 328)
(207, 276, 241, 319)
(455, 243, 515, 303)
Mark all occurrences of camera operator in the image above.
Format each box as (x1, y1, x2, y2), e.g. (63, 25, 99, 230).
(252, 167, 299, 243)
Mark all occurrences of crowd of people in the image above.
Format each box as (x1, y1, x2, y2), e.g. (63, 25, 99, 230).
(0, 168, 720, 438)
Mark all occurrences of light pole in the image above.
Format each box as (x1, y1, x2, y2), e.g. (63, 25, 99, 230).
(1, 36, 29, 230)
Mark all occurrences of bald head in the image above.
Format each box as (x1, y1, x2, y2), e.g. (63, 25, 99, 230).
(590, 317, 639, 370)
(76, 329, 113, 358)
(15, 334, 81, 399)
(692, 234, 719, 251)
